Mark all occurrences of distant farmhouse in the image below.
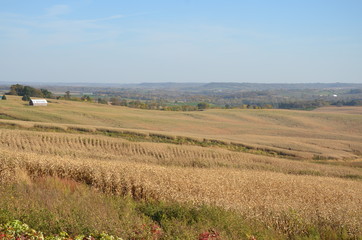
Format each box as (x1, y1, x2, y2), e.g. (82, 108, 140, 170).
(29, 99, 48, 106)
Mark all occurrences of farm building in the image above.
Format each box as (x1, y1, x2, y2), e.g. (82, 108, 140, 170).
(29, 99, 48, 106)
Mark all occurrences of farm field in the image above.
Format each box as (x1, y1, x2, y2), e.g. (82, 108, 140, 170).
(1, 96, 362, 160)
(1, 96, 362, 239)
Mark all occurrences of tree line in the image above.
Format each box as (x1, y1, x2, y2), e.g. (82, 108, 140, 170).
(108, 97, 210, 111)
(4, 84, 361, 111)
(6, 84, 53, 101)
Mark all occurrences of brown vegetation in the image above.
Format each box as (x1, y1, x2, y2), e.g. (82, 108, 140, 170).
(1, 149, 361, 238)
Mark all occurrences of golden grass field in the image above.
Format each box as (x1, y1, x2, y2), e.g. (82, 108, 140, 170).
(1, 96, 362, 238)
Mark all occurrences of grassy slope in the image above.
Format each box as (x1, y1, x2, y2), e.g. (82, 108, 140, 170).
(1, 96, 362, 160)
(0, 176, 282, 240)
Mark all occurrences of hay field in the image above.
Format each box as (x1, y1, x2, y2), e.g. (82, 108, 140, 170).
(1, 96, 362, 238)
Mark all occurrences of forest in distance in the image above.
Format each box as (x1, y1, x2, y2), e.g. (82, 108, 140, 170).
(1, 82, 362, 111)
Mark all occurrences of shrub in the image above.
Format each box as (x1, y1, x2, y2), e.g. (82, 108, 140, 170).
(0, 220, 124, 240)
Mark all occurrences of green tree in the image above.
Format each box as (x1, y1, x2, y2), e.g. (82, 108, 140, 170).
(41, 89, 53, 98)
(120, 99, 128, 106)
(8, 84, 24, 95)
(97, 98, 108, 104)
(64, 91, 71, 100)
(2, 94, 7, 100)
(7, 84, 52, 98)
(197, 102, 209, 110)
(81, 95, 91, 101)
(110, 97, 121, 105)
(262, 104, 273, 109)
(23, 86, 42, 97)
(22, 95, 30, 101)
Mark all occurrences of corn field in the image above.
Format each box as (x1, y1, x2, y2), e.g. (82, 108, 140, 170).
(0, 103, 362, 238)
(0, 128, 360, 179)
(1, 149, 361, 237)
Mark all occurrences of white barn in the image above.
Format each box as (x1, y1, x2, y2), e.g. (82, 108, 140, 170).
(29, 99, 48, 106)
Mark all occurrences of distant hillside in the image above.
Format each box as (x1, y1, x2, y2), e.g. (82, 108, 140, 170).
(1, 82, 362, 93)
(202, 82, 362, 91)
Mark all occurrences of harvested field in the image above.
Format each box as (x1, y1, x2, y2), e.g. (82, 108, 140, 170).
(1, 96, 362, 160)
(1, 149, 362, 237)
(0, 129, 361, 179)
(1, 97, 362, 238)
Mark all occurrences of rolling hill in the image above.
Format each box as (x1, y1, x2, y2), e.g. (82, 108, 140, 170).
(0, 95, 361, 239)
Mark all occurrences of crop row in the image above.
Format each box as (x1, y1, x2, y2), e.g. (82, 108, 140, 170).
(0, 128, 361, 179)
(0, 130, 362, 179)
(0, 120, 295, 158)
(1, 149, 361, 238)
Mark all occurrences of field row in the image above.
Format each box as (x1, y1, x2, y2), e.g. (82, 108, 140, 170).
(0, 128, 361, 180)
(0, 119, 299, 158)
(2, 118, 361, 161)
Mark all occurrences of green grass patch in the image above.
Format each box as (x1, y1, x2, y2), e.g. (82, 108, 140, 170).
(313, 155, 337, 161)
(33, 124, 67, 132)
(67, 126, 96, 133)
(0, 122, 23, 129)
(0, 113, 18, 120)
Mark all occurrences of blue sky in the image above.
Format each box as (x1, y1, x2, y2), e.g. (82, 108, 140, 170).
(0, 0, 361, 83)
